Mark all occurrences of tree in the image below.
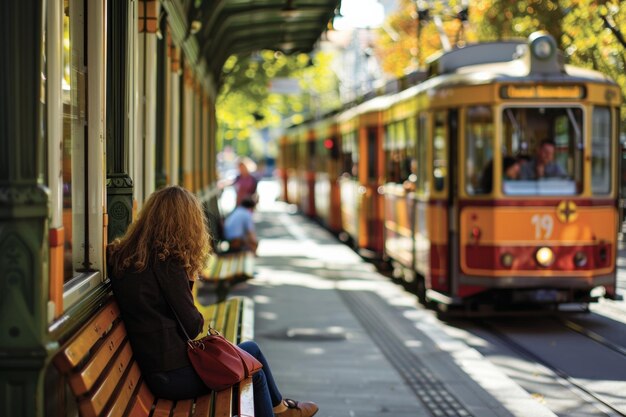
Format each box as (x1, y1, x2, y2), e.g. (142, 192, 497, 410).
(375, 0, 626, 125)
(216, 51, 341, 157)
(375, 0, 472, 76)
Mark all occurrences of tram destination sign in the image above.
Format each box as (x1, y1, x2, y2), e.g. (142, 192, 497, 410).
(500, 84, 586, 99)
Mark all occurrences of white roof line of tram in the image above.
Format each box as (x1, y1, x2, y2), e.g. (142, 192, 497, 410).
(384, 58, 616, 106)
(334, 53, 616, 123)
(337, 95, 394, 122)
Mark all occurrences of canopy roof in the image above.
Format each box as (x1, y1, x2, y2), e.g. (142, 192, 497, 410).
(171, 0, 340, 84)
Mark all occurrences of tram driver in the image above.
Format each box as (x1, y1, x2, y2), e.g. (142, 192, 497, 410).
(520, 139, 567, 180)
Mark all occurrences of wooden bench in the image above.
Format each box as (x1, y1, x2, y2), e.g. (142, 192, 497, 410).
(54, 296, 255, 417)
(201, 252, 255, 302)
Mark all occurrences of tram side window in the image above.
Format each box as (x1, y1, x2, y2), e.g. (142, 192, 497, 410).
(316, 136, 327, 173)
(416, 114, 428, 193)
(384, 123, 400, 182)
(307, 137, 316, 171)
(367, 127, 378, 182)
(465, 106, 494, 194)
(397, 119, 413, 184)
(433, 112, 447, 192)
(501, 107, 583, 195)
(404, 117, 418, 190)
(384, 121, 410, 184)
(591, 107, 611, 195)
(341, 131, 357, 178)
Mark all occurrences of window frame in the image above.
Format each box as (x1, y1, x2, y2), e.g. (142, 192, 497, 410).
(500, 104, 585, 196)
(464, 105, 495, 196)
(590, 106, 612, 195)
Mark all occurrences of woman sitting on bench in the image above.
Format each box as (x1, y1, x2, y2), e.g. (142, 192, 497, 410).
(107, 185, 317, 417)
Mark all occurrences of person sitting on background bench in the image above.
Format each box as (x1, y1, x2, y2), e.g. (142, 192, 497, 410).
(106, 186, 318, 417)
(223, 197, 259, 255)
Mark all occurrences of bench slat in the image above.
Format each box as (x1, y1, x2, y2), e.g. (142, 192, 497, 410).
(55, 302, 120, 372)
(191, 394, 212, 417)
(214, 301, 229, 334)
(153, 399, 174, 417)
(220, 256, 234, 279)
(243, 253, 254, 277)
(239, 377, 255, 417)
(69, 321, 127, 395)
(213, 389, 233, 417)
(214, 256, 226, 280)
(198, 304, 218, 335)
(240, 298, 255, 343)
(205, 256, 219, 276)
(125, 382, 154, 417)
(224, 256, 237, 278)
(173, 399, 194, 417)
(78, 344, 135, 417)
(103, 361, 143, 417)
(223, 299, 241, 342)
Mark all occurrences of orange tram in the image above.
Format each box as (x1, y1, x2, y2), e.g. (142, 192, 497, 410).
(278, 32, 622, 312)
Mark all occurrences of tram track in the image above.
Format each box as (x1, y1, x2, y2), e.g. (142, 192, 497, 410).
(477, 319, 626, 417)
(557, 317, 626, 358)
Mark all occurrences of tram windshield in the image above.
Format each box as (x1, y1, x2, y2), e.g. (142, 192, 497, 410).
(501, 106, 583, 195)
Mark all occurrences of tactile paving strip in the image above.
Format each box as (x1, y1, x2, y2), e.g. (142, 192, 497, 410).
(340, 290, 474, 417)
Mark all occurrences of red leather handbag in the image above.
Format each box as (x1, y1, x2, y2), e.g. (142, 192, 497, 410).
(186, 328, 262, 391)
(155, 273, 262, 391)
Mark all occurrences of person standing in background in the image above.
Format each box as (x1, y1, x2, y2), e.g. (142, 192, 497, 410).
(234, 159, 258, 205)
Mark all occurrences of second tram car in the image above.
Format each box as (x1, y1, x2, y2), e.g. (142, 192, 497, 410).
(281, 32, 621, 311)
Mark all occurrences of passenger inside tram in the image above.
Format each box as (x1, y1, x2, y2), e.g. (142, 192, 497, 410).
(503, 156, 522, 180)
(478, 156, 521, 193)
(107, 186, 317, 417)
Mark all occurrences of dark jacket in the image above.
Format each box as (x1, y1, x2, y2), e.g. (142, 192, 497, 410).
(109, 257, 204, 374)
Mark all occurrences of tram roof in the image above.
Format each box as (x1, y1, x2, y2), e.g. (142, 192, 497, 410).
(179, 0, 339, 82)
(385, 41, 618, 107)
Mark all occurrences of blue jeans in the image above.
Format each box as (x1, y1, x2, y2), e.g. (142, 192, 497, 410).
(145, 341, 282, 417)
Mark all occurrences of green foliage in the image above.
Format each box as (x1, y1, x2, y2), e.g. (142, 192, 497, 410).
(216, 51, 341, 155)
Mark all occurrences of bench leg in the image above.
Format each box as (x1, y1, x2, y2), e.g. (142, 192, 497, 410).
(215, 281, 230, 303)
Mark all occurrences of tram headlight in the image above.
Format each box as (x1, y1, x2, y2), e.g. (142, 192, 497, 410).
(530, 32, 555, 60)
(500, 252, 514, 268)
(573, 251, 588, 268)
(535, 247, 555, 267)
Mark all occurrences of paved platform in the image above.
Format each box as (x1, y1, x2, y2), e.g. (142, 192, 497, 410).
(201, 181, 558, 417)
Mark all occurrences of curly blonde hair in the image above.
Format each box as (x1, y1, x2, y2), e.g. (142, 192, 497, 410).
(107, 185, 212, 279)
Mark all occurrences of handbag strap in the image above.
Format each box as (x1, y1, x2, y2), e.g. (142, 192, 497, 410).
(151, 268, 195, 343)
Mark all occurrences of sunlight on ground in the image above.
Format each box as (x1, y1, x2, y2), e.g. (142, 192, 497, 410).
(404, 340, 423, 348)
(303, 347, 326, 355)
(253, 267, 336, 290)
(258, 311, 278, 321)
(252, 294, 272, 304)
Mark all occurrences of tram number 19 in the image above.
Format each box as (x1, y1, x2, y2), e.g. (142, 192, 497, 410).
(531, 214, 553, 239)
